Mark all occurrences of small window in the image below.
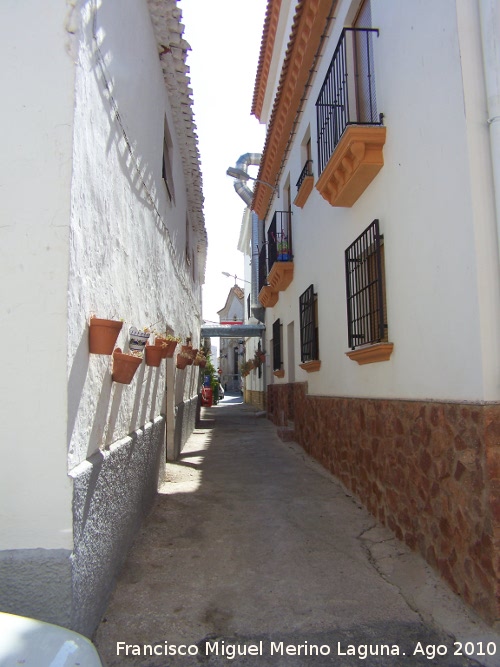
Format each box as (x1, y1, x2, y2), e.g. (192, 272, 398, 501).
(299, 285, 319, 362)
(345, 219, 388, 349)
(272, 319, 282, 371)
(162, 118, 175, 203)
(185, 216, 191, 266)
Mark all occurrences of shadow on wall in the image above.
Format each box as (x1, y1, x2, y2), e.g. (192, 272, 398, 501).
(87, 0, 191, 279)
(89, 3, 157, 220)
(67, 329, 90, 450)
(71, 418, 165, 637)
(67, 325, 167, 459)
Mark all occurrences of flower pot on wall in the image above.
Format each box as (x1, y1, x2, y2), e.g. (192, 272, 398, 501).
(112, 348, 142, 384)
(129, 327, 150, 352)
(187, 349, 198, 366)
(89, 317, 123, 355)
(176, 353, 189, 370)
(145, 344, 163, 368)
(155, 337, 178, 359)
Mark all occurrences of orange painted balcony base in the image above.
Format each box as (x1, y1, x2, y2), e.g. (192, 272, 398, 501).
(293, 175, 314, 208)
(267, 261, 294, 292)
(299, 360, 321, 372)
(346, 342, 394, 365)
(316, 126, 386, 207)
(258, 285, 279, 308)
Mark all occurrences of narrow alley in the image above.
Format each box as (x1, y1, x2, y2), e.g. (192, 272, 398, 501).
(94, 396, 498, 667)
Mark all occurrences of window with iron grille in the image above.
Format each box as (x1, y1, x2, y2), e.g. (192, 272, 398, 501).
(315, 26, 381, 175)
(299, 285, 319, 362)
(272, 319, 282, 371)
(345, 219, 387, 349)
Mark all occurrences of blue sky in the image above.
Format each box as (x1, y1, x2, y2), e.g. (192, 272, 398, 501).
(178, 0, 268, 324)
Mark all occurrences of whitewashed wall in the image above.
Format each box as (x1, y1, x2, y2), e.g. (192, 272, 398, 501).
(0, 1, 74, 552)
(67, 0, 204, 635)
(68, 0, 202, 468)
(262, 0, 500, 402)
(0, 0, 205, 636)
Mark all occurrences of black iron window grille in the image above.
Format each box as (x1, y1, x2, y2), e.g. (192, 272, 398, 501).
(267, 211, 292, 271)
(299, 285, 319, 362)
(296, 159, 313, 192)
(272, 319, 282, 371)
(316, 27, 381, 175)
(345, 219, 387, 350)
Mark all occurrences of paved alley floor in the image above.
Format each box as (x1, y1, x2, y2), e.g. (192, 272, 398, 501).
(95, 395, 499, 667)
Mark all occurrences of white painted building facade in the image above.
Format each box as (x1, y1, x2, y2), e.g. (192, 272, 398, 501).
(217, 286, 245, 392)
(0, 0, 206, 637)
(238, 207, 267, 407)
(251, 0, 500, 623)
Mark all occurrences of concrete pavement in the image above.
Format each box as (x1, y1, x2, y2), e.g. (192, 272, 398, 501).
(95, 394, 500, 666)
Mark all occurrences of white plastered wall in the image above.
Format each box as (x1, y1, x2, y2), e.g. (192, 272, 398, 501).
(68, 0, 203, 470)
(0, 1, 75, 550)
(264, 0, 500, 402)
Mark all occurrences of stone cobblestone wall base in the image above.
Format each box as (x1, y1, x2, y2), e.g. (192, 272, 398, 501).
(267, 382, 500, 625)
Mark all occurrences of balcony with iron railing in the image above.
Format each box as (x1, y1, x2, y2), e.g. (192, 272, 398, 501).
(294, 159, 314, 208)
(315, 27, 386, 207)
(258, 211, 294, 308)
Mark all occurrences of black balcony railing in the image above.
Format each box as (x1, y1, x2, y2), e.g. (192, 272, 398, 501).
(258, 212, 292, 290)
(267, 211, 292, 271)
(296, 159, 313, 191)
(316, 27, 381, 175)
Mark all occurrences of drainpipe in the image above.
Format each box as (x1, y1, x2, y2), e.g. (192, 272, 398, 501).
(251, 211, 265, 323)
(479, 0, 500, 254)
(477, 0, 500, 400)
(229, 153, 265, 323)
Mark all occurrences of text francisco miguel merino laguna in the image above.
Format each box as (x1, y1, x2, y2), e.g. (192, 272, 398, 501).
(117, 639, 417, 660)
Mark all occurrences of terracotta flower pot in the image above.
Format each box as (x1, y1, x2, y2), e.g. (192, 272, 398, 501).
(89, 318, 123, 355)
(176, 353, 189, 370)
(112, 348, 142, 384)
(187, 348, 198, 366)
(179, 345, 195, 366)
(155, 338, 178, 359)
(145, 344, 163, 368)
